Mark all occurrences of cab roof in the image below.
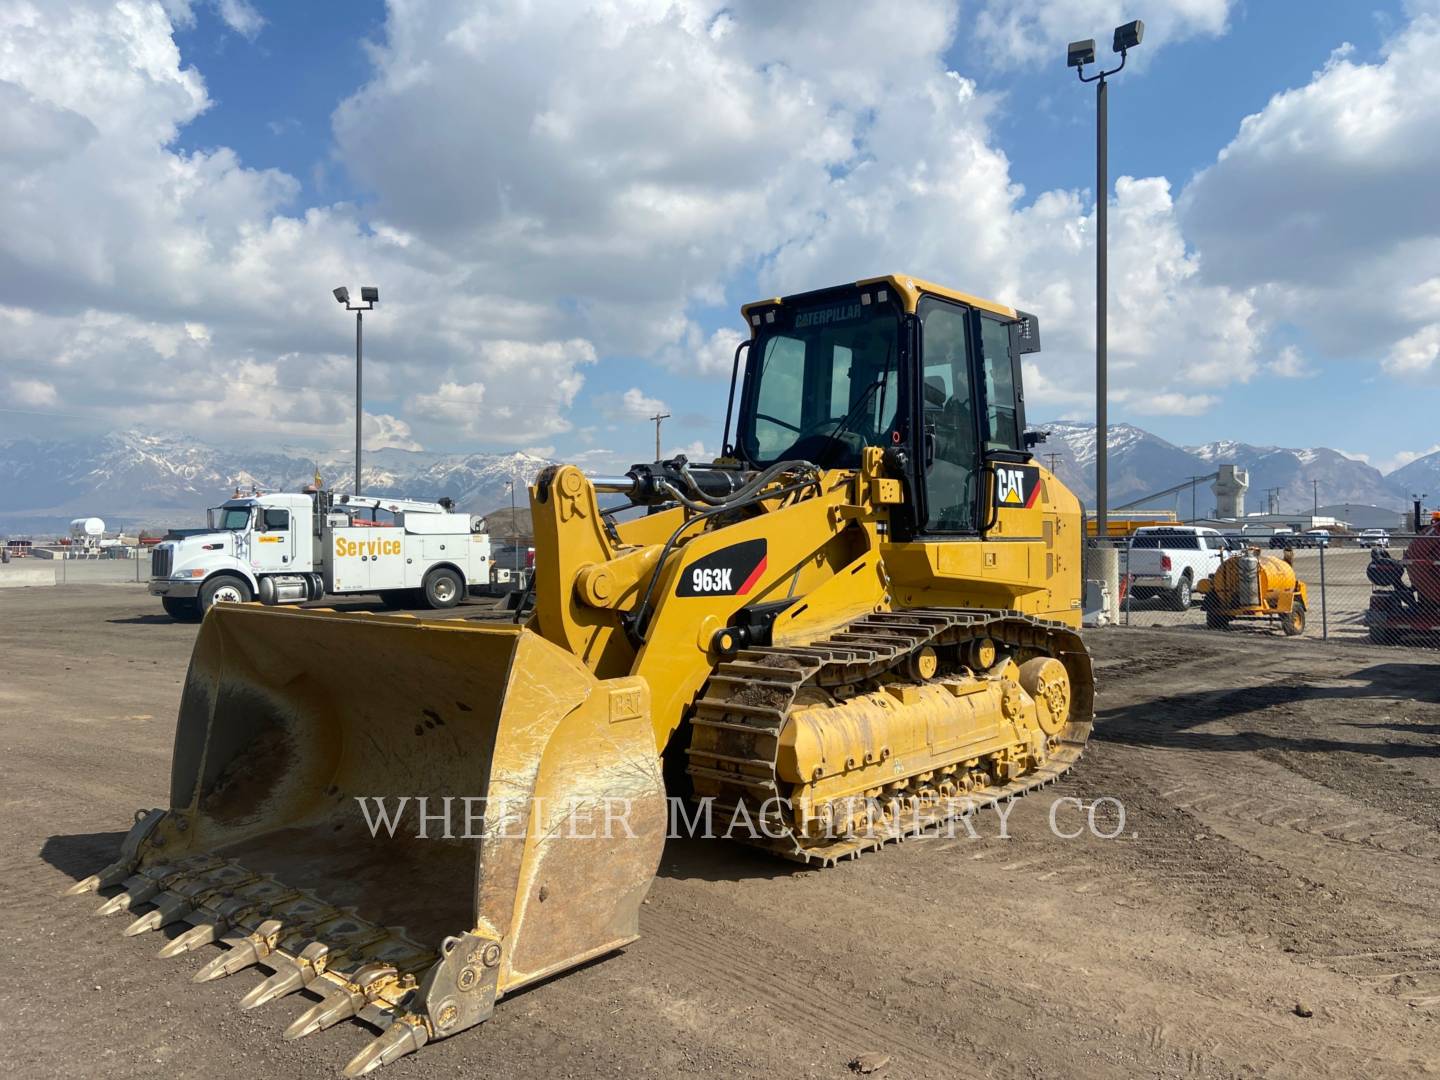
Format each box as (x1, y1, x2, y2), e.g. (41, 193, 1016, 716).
(741, 273, 1018, 323)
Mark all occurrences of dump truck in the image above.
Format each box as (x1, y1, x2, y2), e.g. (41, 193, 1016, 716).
(148, 488, 492, 618)
(69, 275, 1094, 1075)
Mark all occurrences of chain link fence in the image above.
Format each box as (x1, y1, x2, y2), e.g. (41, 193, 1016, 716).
(1087, 533, 1440, 649)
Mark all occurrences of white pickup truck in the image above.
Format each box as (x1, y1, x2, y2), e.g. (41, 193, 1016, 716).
(1126, 525, 1229, 610)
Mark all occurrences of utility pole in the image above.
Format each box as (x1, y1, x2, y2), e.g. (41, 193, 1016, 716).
(1187, 475, 1206, 523)
(650, 412, 670, 461)
(1312, 478, 1319, 519)
(1045, 452, 1062, 474)
(1067, 20, 1143, 542)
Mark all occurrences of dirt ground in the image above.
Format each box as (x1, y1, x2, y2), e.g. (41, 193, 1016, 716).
(2, 585, 1437, 1079)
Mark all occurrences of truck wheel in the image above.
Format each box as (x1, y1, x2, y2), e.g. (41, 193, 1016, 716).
(423, 568, 463, 609)
(1280, 600, 1306, 637)
(1168, 575, 1193, 611)
(198, 575, 252, 614)
(161, 596, 200, 621)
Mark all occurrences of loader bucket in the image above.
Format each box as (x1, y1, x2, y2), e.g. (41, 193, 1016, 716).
(71, 604, 666, 1074)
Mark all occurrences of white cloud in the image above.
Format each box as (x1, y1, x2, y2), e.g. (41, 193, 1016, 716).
(1181, 8, 1440, 381)
(215, 0, 263, 39)
(1380, 442, 1440, 474)
(9, 377, 57, 406)
(666, 438, 709, 460)
(363, 412, 421, 452)
(1125, 390, 1220, 416)
(406, 338, 596, 445)
(0, 0, 1392, 466)
(161, 0, 263, 38)
(595, 387, 669, 423)
(972, 0, 1232, 69)
(1384, 324, 1440, 380)
(1269, 345, 1315, 378)
(661, 324, 746, 377)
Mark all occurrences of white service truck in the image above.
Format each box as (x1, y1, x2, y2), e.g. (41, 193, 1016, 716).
(149, 490, 492, 619)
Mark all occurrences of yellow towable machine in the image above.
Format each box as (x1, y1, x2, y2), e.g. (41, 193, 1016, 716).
(1200, 547, 1308, 635)
(68, 275, 1094, 1074)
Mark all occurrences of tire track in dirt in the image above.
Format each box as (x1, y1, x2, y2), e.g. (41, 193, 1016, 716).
(1087, 631, 1440, 1019)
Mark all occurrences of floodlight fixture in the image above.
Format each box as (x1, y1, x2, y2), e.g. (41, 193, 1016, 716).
(1067, 39, 1096, 68)
(1113, 20, 1144, 53)
(360, 286, 379, 304)
(333, 286, 350, 304)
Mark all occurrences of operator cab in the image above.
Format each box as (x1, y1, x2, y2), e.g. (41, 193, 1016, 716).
(733, 275, 1040, 536)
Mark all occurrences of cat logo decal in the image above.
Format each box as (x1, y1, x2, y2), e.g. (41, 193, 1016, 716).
(995, 464, 1041, 509)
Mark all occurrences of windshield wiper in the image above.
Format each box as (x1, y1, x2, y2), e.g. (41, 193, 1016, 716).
(812, 344, 894, 468)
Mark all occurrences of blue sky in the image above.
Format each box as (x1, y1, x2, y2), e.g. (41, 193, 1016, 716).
(5, 1, 1440, 475)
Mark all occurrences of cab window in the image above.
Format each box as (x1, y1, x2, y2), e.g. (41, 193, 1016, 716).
(740, 293, 901, 468)
(917, 296, 978, 533)
(979, 315, 1021, 451)
(262, 509, 290, 531)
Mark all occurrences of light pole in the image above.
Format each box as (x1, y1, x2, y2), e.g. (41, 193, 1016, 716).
(333, 285, 379, 495)
(1067, 20, 1143, 541)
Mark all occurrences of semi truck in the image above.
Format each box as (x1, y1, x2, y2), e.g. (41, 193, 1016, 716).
(148, 488, 493, 619)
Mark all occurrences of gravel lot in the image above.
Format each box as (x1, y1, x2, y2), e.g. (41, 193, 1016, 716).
(2, 584, 1437, 1078)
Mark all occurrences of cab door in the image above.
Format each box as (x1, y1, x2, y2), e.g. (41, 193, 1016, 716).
(915, 295, 981, 533)
(253, 507, 294, 573)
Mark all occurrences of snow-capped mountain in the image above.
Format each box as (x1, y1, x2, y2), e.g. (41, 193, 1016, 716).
(0, 430, 553, 533)
(1032, 420, 1407, 513)
(1387, 448, 1440, 499)
(0, 424, 1415, 534)
(1036, 421, 1207, 507)
(1185, 439, 1396, 514)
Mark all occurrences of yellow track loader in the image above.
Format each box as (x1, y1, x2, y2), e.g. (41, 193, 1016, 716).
(68, 274, 1094, 1074)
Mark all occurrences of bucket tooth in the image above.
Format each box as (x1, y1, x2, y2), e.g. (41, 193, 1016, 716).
(63, 861, 131, 896)
(94, 876, 161, 917)
(284, 964, 396, 1041)
(66, 809, 167, 898)
(342, 1018, 429, 1077)
(239, 955, 308, 1011)
(123, 891, 192, 936)
(158, 920, 220, 958)
(122, 909, 167, 937)
(284, 987, 359, 1041)
(151, 890, 197, 924)
(192, 919, 282, 983)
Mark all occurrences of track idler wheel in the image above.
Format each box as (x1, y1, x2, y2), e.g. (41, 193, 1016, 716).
(1018, 656, 1071, 736)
